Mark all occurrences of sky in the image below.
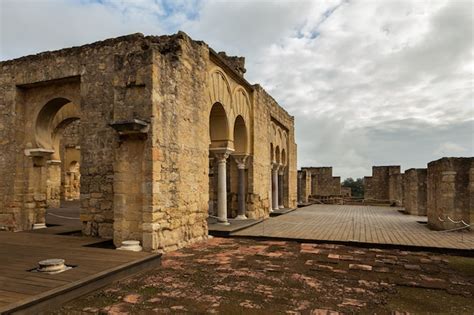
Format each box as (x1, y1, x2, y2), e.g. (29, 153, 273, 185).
(1, 0, 473, 179)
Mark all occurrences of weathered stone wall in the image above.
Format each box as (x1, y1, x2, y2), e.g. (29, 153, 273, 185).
(402, 168, 427, 215)
(0, 32, 297, 251)
(301, 167, 341, 196)
(427, 157, 473, 230)
(364, 166, 401, 201)
(145, 33, 210, 251)
(297, 170, 312, 203)
(253, 86, 297, 213)
(389, 173, 403, 206)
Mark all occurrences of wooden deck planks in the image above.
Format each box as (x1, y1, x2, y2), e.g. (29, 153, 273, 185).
(0, 230, 153, 310)
(233, 204, 474, 250)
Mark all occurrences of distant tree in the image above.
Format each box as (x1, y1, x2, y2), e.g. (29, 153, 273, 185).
(342, 177, 364, 198)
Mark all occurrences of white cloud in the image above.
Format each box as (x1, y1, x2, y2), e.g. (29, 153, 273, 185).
(434, 142, 468, 157)
(1, 0, 472, 179)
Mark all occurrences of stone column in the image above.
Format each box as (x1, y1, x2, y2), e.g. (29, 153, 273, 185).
(213, 149, 233, 225)
(278, 166, 284, 209)
(234, 155, 248, 220)
(272, 162, 279, 211)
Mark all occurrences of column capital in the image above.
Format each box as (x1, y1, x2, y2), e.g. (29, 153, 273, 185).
(278, 164, 285, 175)
(272, 162, 280, 171)
(210, 147, 234, 163)
(233, 155, 248, 169)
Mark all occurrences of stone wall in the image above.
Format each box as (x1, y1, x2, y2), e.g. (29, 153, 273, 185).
(427, 157, 473, 230)
(402, 168, 427, 215)
(297, 170, 312, 203)
(389, 173, 403, 206)
(301, 167, 341, 197)
(364, 166, 401, 203)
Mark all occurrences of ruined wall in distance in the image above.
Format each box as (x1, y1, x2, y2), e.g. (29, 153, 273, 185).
(403, 168, 427, 216)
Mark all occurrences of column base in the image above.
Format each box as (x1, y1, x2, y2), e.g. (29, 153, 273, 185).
(33, 223, 47, 229)
(217, 221, 230, 226)
(278, 205, 284, 209)
(234, 215, 247, 220)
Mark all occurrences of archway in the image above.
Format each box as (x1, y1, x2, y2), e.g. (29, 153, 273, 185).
(30, 98, 81, 229)
(271, 146, 281, 211)
(209, 103, 230, 149)
(231, 115, 249, 219)
(209, 103, 233, 225)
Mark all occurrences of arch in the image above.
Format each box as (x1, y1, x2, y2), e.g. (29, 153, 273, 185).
(49, 102, 81, 160)
(208, 69, 232, 113)
(231, 87, 251, 129)
(69, 161, 80, 172)
(233, 115, 248, 155)
(277, 128, 283, 149)
(209, 103, 230, 148)
(275, 146, 281, 164)
(270, 143, 274, 162)
(282, 130, 288, 151)
(35, 98, 78, 149)
(281, 149, 287, 166)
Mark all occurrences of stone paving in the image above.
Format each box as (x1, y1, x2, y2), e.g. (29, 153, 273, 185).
(56, 237, 474, 314)
(234, 205, 474, 250)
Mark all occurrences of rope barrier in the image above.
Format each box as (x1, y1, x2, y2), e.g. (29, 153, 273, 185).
(448, 216, 464, 224)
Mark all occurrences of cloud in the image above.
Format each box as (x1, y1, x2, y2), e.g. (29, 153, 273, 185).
(1, 0, 472, 180)
(434, 142, 468, 157)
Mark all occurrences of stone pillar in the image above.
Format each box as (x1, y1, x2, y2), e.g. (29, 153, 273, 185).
(297, 171, 303, 204)
(213, 149, 233, 225)
(272, 163, 279, 211)
(278, 166, 284, 209)
(234, 155, 248, 220)
(46, 160, 62, 208)
(25, 149, 54, 230)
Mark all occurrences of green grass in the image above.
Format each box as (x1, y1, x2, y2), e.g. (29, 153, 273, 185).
(447, 256, 474, 277)
(386, 286, 474, 314)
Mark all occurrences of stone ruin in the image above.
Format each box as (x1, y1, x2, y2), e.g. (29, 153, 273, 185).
(297, 167, 342, 203)
(363, 166, 403, 206)
(362, 157, 473, 231)
(403, 168, 427, 216)
(0, 32, 298, 251)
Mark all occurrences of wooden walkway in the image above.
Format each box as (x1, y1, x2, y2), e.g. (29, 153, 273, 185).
(0, 229, 160, 313)
(233, 204, 474, 250)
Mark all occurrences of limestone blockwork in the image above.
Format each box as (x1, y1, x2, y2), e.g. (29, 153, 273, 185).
(427, 157, 473, 231)
(364, 166, 402, 205)
(0, 32, 297, 251)
(300, 167, 341, 197)
(297, 170, 312, 203)
(402, 168, 427, 216)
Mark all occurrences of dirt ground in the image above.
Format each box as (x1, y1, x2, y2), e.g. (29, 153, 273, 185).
(54, 237, 474, 314)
